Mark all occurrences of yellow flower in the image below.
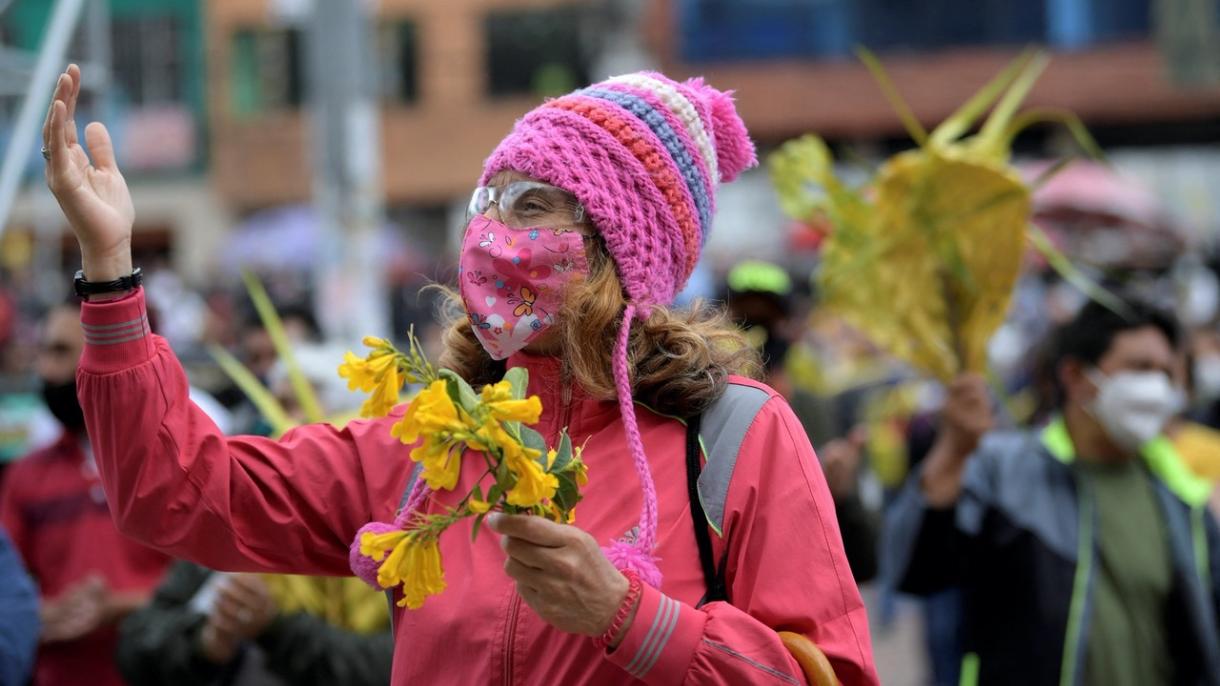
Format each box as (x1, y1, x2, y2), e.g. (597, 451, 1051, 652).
(377, 537, 409, 589)
(505, 451, 558, 507)
(391, 381, 468, 445)
(362, 528, 448, 608)
(362, 336, 390, 349)
(410, 439, 463, 491)
(468, 496, 491, 514)
(398, 535, 447, 609)
(471, 417, 540, 465)
(338, 351, 396, 393)
(359, 528, 408, 563)
(480, 380, 543, 424)
(573, 459, 589, 487)
(359, 362, 401, 418)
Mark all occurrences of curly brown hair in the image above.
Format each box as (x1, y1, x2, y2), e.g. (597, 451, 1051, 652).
(437, 238, 761, 418)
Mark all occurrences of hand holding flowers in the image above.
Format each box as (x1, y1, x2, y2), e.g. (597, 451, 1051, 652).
(342, 332, 588, 609)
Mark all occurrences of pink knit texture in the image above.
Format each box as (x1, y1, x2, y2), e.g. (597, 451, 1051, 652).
(396, 474, 431, 527)
(684, 78, 758, 182)
(481, 71, 756, 308)
(601, 303, 663, 586)
(350, 521, 400, 589)
(349, 473, 431, 588)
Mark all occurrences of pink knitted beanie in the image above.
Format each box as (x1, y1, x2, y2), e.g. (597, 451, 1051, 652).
(480, 73, 756, 587)
(480, 71, 757, 307)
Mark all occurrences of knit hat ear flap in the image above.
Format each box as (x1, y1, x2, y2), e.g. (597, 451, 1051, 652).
(682, 77, 757, 183)
(602, 303, 663, 587)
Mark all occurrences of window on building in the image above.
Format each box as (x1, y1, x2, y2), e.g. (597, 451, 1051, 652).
(853, 0, 1047, 52)
(376, 20, 419, 104)
(484, 7, 592, 98)
(111, 15, 186, 105)
(679, 0, 1150, 62)
(679, 0, 852, 61)
(229, 27, 306, 116)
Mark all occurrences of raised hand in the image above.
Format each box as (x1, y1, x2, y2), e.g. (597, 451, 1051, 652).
(42, 64, 134, 282)
(921, 373, 995, 506)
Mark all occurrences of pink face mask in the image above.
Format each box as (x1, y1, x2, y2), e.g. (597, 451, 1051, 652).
(459, 215, 590, 360)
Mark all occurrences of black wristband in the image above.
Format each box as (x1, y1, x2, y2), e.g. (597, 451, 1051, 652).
(74, 267, 142, 299)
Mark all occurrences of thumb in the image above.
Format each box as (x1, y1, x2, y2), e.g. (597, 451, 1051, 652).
(84, 122, 117, 171)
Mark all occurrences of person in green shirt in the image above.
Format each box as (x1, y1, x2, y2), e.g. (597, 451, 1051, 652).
(887, 296, 1220, 685)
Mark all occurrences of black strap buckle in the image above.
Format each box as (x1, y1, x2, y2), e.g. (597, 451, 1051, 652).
(74, 267, 143, 299)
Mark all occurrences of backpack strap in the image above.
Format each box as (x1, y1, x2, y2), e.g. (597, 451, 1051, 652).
(686, 412, 729, 605)
(686, 382, 772, 606)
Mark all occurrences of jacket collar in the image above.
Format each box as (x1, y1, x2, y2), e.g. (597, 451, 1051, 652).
(1041, 416, 1211, 507)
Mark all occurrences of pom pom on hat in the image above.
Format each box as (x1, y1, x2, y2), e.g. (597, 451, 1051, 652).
(684, 77, 757, 183)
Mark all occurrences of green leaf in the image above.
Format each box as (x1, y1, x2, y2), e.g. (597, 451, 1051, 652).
(241, 271, 325, 424)
(471, 484, 484, 504)
(549, 432, 573, 473)
(857, 47, 929, 147)
(1026, 225, 1133, 319)
(1027, 157, 1073, 192)
(999, 108, 1106, 162)
(470, 512, 487, 542)
(438, 369, 480, 412)
(977, 51, 1049, 149)
(208, 344, 294, 437)
(519, 426, 548, 457)
(930, 49, 1036, 148)
(504, 367, 529, 400)
(553, 471, 581, 512)
(494, 460, 512, 490)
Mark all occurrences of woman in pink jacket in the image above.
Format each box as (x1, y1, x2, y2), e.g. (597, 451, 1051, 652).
(42, 64, 877, 685)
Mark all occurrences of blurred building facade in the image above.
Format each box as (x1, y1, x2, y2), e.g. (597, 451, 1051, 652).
(208, 0, 613, 212)
(1, 0, 228, 287)
(3, 0, 1220, 290)
(642, 0, 1220, 259)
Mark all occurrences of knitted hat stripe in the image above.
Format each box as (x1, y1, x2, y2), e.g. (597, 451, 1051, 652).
(570, 89, 704, 277)
(547, 96, 699, 284)
(606, 74, 719, 184)
(580, 87, 713, 239)
(598, 80, 715, 211)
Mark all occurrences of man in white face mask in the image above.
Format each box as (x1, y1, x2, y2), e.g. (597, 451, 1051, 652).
(886, 297, 1220, 686)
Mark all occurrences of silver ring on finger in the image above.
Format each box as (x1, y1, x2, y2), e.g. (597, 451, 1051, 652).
(40, 146, 50, 161)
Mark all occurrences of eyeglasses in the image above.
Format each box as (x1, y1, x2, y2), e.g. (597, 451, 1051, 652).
(466, 181, 587, 229)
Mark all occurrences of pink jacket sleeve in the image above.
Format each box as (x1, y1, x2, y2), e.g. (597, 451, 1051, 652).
(604, 393, 878, 685)
(75, 290, 410, 576)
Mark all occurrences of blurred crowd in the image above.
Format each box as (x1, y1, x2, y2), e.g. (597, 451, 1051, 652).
(1, 158, 1220, 686)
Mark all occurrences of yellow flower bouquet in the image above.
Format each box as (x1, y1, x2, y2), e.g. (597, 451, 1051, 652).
(342, 332, 587, 608)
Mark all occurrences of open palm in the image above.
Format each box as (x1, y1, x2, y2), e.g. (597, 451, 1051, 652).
(42, 64, 134, 280)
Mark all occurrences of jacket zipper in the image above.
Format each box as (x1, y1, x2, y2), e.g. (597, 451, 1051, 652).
(501, 369, 571, 685)
(1059, 481, 1094, 686)
(559, 380, 574, 440)
(503, 592, 521, 685)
